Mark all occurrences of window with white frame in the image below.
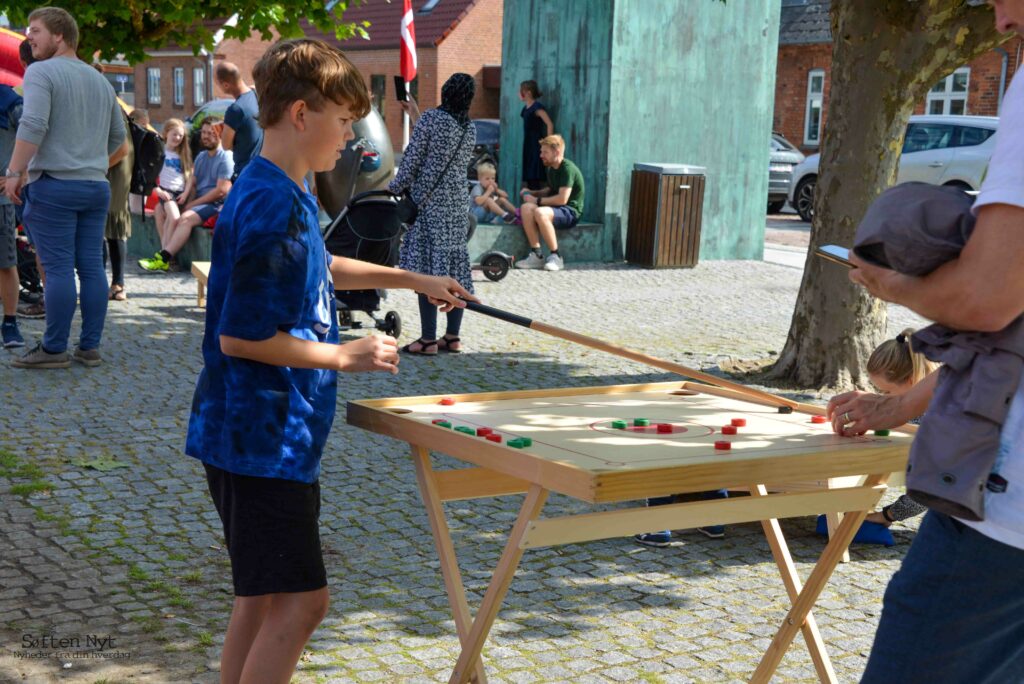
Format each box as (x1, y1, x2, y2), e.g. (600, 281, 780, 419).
(804, 69, 825, 146)
(173, 67, 185, 106)
(147, 68, 161, 105)
(927, 67, 969, 115)
(193, 67, 206, 106)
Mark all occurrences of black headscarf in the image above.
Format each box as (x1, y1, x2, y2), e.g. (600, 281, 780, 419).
(438, 73, 475, 126)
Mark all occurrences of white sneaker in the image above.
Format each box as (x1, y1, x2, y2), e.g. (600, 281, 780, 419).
(543, 253, 564, 271)
(516, 252, 545, 269)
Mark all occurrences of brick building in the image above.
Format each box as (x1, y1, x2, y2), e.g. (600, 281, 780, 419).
(774, 0, 1023, 153)
(135, 1, 504, 146)
(301, 0, 504, 151)
(132, 20, 227, 125)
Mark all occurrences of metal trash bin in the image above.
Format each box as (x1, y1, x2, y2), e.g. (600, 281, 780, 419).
(626, 163, 706, 268)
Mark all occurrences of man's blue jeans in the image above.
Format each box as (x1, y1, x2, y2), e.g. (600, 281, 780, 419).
(861, 511, 1024, 683)
(23, 175, 111, 353)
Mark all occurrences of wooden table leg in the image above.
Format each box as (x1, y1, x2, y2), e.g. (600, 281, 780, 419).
(750, 484, 837, 684)
(825, 511, 850, 563)
(750, 473, 889, 683)
(449, 483, 549, 684)
(410, 446, 488, 684)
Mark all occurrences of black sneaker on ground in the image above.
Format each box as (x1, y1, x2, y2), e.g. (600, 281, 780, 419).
(2, 321, 25, 349)
(634, 531, 672, 547)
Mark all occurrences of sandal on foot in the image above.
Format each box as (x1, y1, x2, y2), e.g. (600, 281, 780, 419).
(401, 337, 438, 356)
(438, 335, 462, 353)
(109, 285, 127, 301)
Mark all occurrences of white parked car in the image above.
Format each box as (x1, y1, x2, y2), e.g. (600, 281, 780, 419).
(787, 114, 999, 222)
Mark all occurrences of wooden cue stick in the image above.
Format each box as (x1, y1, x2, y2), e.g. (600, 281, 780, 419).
(463, 301, 798, 409)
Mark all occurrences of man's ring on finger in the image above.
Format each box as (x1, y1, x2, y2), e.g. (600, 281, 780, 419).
(843, 411, 851, 423)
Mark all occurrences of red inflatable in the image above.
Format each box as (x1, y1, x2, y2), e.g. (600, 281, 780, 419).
(1, 26, 26, 87)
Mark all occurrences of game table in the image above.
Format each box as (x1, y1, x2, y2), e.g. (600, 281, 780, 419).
(347, 380, 914, 683)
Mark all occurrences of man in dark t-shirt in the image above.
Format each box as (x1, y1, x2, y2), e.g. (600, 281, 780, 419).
(515, 134, 585, 272)
(215, 62, 263, 181)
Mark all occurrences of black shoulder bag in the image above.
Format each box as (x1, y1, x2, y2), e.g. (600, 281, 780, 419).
(396, 123, 471, 225)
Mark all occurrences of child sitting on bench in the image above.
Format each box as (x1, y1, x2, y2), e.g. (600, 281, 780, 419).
(469, 162, 517, 225)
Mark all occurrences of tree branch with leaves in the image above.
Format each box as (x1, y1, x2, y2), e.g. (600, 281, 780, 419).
(3, 0, 369, 64)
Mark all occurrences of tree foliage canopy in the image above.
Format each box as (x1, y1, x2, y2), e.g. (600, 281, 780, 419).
(3, 0, 368, 64)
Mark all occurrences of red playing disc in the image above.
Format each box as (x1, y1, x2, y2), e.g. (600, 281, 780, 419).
(439, 397, 456, 406)
(656, 423, 673, 433)
(476, 427, 493, 437)
(486, 434, 502, 443)
(714, 441, 732, 450)
(811, 415, 828, 424)
(731, 418, 747, 427)
(721, 425, 738, 435)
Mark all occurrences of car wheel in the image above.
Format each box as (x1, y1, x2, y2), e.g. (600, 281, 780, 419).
(942, 180, 973, 192)
(767, 200, 785, 214)
(794, 176, 816, 222)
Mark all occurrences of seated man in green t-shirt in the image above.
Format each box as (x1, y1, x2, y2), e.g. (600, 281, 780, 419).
(516, 134, 585, 272)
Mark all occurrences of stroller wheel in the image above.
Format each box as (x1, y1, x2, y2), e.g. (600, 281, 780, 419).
(481, 253, 511, 282)
(338, 306, 353, 330)
(382, 311, 402, 339)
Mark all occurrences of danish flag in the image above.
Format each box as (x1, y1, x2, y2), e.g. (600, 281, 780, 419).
(400, 0, 417, 83)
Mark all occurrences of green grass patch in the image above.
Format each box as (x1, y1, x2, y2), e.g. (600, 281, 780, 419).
(0, 451, 19, 476)
(182, 570, 202, 584)
(132, 616, 162, 634)
(145, 580, 171, 593)
(166, 551, 188, 562)
(167, 595, 192, 609)
(0, 450, 45, 480)
(128, 565, 151, 582)
(10, 481, 52, 497)
(197, 631, 214, 647)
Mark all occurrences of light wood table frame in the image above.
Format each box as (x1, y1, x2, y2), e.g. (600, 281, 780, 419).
(191, 261, 211, 308)
(347, 381, 913, 683)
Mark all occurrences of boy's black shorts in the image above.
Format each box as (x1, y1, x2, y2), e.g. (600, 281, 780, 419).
(204, 463, 327, 596)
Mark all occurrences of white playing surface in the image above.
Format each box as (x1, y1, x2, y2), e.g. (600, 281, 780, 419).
(398, 388, 907, 474)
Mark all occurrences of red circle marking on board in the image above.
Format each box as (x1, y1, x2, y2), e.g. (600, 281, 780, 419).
(721, 425, 737, 435)
(439, 397, 456, 406)
(589, 420, 714, 438)
(731, 418, 747, 427)
(811, 415, 828, 424)
(714, 441, 732, 450)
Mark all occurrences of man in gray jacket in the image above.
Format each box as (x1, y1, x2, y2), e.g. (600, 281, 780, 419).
(828, 2, 1024, 682)
(3, 7, 126, 369)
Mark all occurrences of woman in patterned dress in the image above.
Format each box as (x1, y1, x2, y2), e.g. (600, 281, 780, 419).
(390, 73, 476, 355)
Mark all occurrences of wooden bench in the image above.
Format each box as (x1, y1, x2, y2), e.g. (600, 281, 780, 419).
(191, 261, 211, 308)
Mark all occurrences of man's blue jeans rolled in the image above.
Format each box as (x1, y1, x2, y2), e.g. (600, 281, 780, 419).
(23, 175, 111, 353)
(861, 511, 1024, 684)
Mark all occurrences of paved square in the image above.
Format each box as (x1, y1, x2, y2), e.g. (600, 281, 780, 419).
(1, 259, 926, 682)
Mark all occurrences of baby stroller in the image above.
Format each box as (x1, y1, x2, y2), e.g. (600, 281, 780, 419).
(322, 189, 404, 339)
(16, 224, 43, 297)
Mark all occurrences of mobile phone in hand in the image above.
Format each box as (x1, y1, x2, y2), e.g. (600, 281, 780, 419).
(393, 76, 408, 102)
(815, 244, 854, 268)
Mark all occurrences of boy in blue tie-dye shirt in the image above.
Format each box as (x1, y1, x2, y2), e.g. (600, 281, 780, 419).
(185, 39, 476, 683)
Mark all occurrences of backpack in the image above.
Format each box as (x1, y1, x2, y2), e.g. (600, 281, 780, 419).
(129, 119, 165, 195)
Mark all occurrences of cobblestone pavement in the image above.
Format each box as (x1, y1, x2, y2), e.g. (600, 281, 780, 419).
(1, 251, 927, 683)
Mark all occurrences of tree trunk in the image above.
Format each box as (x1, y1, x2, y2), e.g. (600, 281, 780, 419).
(770, 0, 1006, 391)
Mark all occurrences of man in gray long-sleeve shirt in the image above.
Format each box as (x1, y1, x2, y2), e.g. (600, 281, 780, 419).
(3, 7, 126, 369)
